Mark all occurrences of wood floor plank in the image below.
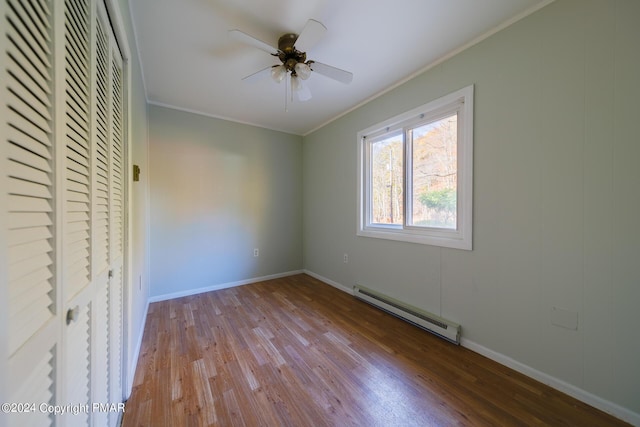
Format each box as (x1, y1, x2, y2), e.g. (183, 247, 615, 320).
(122, 274, 630, 426)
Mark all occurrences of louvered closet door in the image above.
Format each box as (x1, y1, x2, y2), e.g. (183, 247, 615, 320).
(92, 8, 111, 427)
(108, 45, 125, 418)
(60, 0, 93, 426)
(2, 0, 127, 425)
(3, 0, 58, 426)
(93, 3, 126, 424)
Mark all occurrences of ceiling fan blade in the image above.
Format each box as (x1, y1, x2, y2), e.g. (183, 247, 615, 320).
(229, 29, 279, 55)
(309, 61, 353, 84)
(241, 66, 274, 83)
(294, 19, 327, 53)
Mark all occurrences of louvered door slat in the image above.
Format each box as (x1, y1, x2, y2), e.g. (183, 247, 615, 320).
(65, 97, 89, 131)
(7, 125, 52, 158)
(66, 221, 89, 236)
(35, 0, 52, 16)
(66, 1, 88, 45)
(67, 0, 87, 30)
(6, 114, 52, 148)
(7, 70, 51, 110)
(66, 178, 88, 194)
(8, 211, 51, 229)
(66, 202, 89, 215)
(8, 267, 52, 299)
(5, 5, 51, 67)
(8, 348, 55, 427)
(16, 350, 55, 400)
(8, 65, 52, 104)
(94, 15, 110, 280)
(65, 29, 88, 72)
(65, 200, 89, 213)
(96, 159, 108, 177)
(8, 177, 51, 200)
(7, 253, 52, 282)
(8, 194, 52, 212)
(65, 53, 88, 92)
(66, 125, 90, 154)
(8, 151, 52, 182)
(5, 4, 52, 71)
(66, 159, 89, 177)
(8, 161, 52, 186)
(8, 239, 52, 264)
(8, 225, 51, 246)
(10, 307, 53, 354)
(66, 144, 89, 167)
(67, 189, 90, 204)
(65, 75, 89, 115)
(29, 0, 51, 31)
(12, 0, 51, 49)
(66, 168, 88, 185)
(66, 210, 89, 223)
(7, 66, 51, 113)
(63, 0, 91, 304)
(68, 141, 90, 164)
(66, 127, 89, 153)
(10, 288, 51, 320)
(66, 234, 89, 253)
(95, 186, 107, 199)
(8, 142, 52, 172)
(7, 90, 51, 131)
(5, 44, 51, 95)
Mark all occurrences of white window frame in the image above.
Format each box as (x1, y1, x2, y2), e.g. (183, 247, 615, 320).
(357, 85, 474, 250)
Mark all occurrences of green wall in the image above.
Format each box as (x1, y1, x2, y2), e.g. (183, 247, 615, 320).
(149, 105, 303, 298)
(303, 0, 640, 419)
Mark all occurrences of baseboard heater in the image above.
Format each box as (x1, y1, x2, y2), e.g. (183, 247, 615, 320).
(353, 285, 461, 345)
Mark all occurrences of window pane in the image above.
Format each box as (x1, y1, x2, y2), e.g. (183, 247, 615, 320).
(371, 134, 403, 225)
(410, 114, 457, 229)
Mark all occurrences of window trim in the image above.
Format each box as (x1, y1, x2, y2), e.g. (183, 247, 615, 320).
(357, 85, 474, 250)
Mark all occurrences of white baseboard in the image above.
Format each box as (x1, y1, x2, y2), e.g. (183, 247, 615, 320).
(125, 297, 150, 399)
(148, 270, 305, 303)
(460, 338, 640, 426)
(303, 270, 353, 294)
(303, 269, 639, 426)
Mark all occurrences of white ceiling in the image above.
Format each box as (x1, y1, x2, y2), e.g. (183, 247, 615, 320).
(129, 0, 551, 135)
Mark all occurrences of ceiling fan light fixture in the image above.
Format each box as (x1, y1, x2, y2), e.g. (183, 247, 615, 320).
(291, 75, 312, 101)
(294, 62, 311, 80)
(271, 65, 287, 83)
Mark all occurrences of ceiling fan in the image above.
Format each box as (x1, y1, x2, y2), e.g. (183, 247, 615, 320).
(229, 19, 353, 103)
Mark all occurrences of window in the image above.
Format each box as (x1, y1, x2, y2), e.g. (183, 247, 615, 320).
(357, 85, 473, 249)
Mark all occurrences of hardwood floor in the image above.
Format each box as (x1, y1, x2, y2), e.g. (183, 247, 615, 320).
(122, 274, 629, 426)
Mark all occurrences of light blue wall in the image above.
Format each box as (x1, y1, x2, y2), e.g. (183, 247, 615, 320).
(148, 105, 303, 298)
(303, 0, 640, 418)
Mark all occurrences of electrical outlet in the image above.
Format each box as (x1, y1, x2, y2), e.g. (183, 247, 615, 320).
(254, 248, 259, 257)
(343, 253, 348, 263)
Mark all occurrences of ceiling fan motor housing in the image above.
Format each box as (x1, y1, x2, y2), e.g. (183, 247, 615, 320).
(277, 33, 307, 74)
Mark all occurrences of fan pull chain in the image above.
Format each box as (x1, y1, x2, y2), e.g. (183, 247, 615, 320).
(285, 73, 289, 112)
